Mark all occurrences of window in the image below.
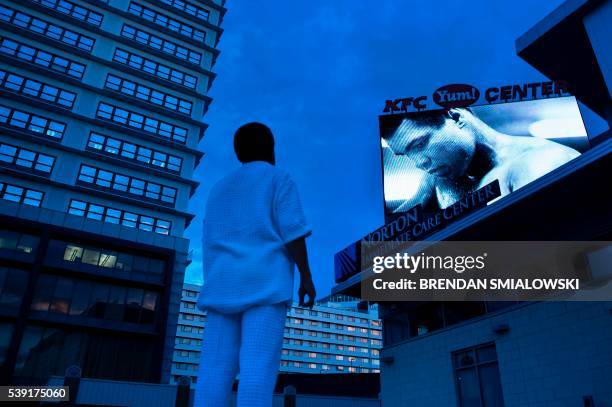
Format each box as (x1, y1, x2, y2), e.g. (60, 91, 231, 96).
(96, 102, 188, 144)
(0, 37, 85, 79)
(453, 343, 504, 407)
(77, 165, 178, 205)
(0, 267, 29, 308)
(0, 6, 95, 52)
(120, 25, 202, 65)
(51, 239, 165, 276)
(104, 75, 192, 115)
(0, 69, 76, 108)
(30, 274, 158, 324)
(0, 182, 44, 207)
(127, 2, 205, 42)
(29, 0, 104, 26)
(87, 132, 182, 173)
(0, 105, 66, 140)
(158, 0, 210, 22)
(68, 200, 171, 235)
(0, 230, 39, 255)
(0, 143, 55, 174)
(112, 48, 197, 89)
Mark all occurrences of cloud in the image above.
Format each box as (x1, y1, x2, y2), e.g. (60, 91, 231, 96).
(185, 0, 566, 296)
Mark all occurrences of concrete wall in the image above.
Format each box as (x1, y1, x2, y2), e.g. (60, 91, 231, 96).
(380, 302, 612, 407)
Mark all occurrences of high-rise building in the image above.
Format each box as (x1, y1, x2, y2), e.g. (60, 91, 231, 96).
(0, 0, 226, 384)
(171, 284, 382, 387)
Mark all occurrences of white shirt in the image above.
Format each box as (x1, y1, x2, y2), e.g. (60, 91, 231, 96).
(197, 161, 311, 314)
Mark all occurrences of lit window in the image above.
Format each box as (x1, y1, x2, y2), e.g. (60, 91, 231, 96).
(0, 105, 66, 139)
(63, 245, 83, 262)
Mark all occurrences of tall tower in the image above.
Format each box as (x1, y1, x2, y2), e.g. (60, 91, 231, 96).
(0, 0, 225, 384)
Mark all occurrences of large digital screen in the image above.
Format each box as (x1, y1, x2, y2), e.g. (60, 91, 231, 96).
(380, 96, 589, 218)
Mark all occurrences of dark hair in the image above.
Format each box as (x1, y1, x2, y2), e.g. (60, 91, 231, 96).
(381, 110, 448, 140)
(233, 122, 275, 164)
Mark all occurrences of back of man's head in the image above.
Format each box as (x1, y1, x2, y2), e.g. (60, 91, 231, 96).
(233, 122, 275, 164)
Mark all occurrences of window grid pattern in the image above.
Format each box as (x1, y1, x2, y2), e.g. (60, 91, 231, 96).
(127, 2, 205, 43)
(49, 239, 165, 276)
(120, 24, 202, 65)
(29, 0, 104, 27)
(77, 164, 177, 205)
(104, 74, 192, 115)
(0, 182, 44, 207)
(96, 102, 187, 144)
(158, 0, 210, 22)
(69, 200, 171, 235)
(112, 48, 197, 89)
(32, 273, 159, 325)
(0, 105, 66, 140)
(87, 132, 182, 173)
(0, 69, 76, 109)
(0, 143, 55, 174)
(0, 6, 95, 52)
(0, 37, 86, 79)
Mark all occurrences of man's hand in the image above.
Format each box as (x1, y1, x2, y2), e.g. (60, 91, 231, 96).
(299, 274, 316, 308)
(286, 236, 316, 308)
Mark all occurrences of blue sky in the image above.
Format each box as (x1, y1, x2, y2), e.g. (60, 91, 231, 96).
(184, 0, 570, 296)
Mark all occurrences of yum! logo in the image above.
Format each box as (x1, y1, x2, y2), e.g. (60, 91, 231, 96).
(433, 84, 480, 108)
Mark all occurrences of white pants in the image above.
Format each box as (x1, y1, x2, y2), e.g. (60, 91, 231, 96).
(194, 303, 287, 406)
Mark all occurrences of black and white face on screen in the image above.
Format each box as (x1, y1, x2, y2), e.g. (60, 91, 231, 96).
(381, 96, 588, 213)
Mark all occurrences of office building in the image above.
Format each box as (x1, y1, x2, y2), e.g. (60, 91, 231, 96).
(0, 0, 226, 384)
(171, 284, 382, 386)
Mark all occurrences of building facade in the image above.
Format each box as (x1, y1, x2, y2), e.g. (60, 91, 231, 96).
(171, 284, 382, 386)
(0, 0, 225, 384)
